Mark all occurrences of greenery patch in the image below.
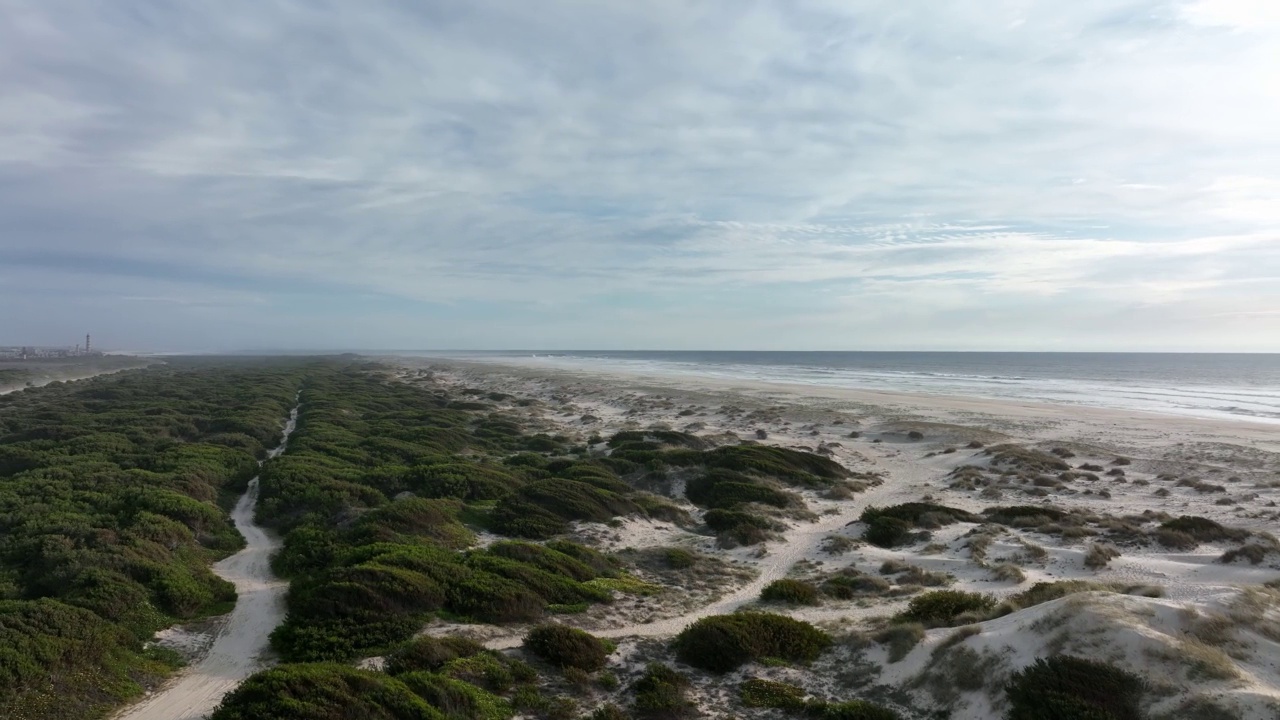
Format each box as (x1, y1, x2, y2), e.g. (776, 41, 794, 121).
(673, 612, 832, 672)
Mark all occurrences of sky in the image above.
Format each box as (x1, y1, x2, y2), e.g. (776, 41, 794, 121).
(1, 0, 1278, 353)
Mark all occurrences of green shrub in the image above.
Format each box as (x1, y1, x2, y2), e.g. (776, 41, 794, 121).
(442, 568, 546, 624)
(608, 430, 706, 450)
(523, 625, 612, 671)
(439, 653, 535, 694)
(491, 479, 641, 539)
(703, 508, 778, 545)
(864, 516, 916, 548)
(895, 591, 995, 627)
(396, 672, 513, 720)
(674, 612, 832, 672)
(464, 555, 609, 607)
(761, 579, 821, 605)
(874, 623, 925, 663)
(983, 505, 1067, 527)
(543, 541, 617, 577)
(1220, 544, 1271, 565)
(1159, 516, 1248, 543)
(1153, 528, 1198, 550)
(1005, 655, 1146, 720)
(631, 663, 695, 719)
(986, 445, 1071, 473)
(209, 663, 444, 720)
(486, 542, 601, 583)
(386, 635, 487, 675)
(408, 461, 523, 502)
(861, 503, 976, 527)
(822, 573, 891, 599)
(662, 548, 696, 569)
(740, 678, 806, 709)
(663, 445, 848, 486)
(0, 598, 164, 719)
(686, 469, 795, 509)
(703, 508, 775, 533)
(274, 526, 341, 577)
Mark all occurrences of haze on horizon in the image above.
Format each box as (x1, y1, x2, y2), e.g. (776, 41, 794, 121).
(1, 1, 1278, 354)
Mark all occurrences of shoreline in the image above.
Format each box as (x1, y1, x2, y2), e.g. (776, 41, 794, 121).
(398, 356, 1280, 449)
(399, 351, 1280, 427)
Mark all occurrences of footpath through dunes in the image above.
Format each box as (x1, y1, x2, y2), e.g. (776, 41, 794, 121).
(484, 476, 905, 649)
(114, 402, 299, 720)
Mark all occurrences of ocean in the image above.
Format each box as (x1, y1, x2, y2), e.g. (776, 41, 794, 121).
(435, 351, 1280, 425)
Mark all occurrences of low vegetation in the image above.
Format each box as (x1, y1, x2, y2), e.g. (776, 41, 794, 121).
(874, 622, 926, 663)
(822, 570, 893, 599)
(740, 678, 806, 709)
(761, 579, 821, 605)
(522, 625, 612, 672)
(894, 590, 996, 628)
(1004, 655, 1146, 720)
(1084, 543, 1122, 570)
(861, 503, 975, 548)
(384, 636, 487, 675)
(1156, 516, 1249, 548)
(703, 508, 781, 546)
(209, 663, 447, 720)
(0, 361, 303, 719)
(263, 371, 649, 661)
(631, 663, 695, 719)
(673, 612, 832, 672)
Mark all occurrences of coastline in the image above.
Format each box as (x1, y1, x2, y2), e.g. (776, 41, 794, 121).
(399, 356, 1280, 449)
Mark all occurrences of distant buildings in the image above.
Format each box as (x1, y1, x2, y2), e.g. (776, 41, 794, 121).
(0, 336, 103, 360)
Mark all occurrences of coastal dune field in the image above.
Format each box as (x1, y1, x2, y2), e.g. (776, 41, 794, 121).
(7, 356, 1278, 720)
(396, 356, 1280, 719)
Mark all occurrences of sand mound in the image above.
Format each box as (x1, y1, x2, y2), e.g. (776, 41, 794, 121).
(868, 588, 1280, 719)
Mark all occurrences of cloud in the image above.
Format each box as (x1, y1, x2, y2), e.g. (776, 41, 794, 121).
(0, 0, 1277, 350)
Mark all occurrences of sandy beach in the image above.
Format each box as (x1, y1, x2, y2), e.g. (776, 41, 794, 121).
(390, 355, 1280, 719)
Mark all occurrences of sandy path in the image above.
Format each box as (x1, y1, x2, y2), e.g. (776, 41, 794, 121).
(115, 403, 298, 720)
(487, 479, 899, 649)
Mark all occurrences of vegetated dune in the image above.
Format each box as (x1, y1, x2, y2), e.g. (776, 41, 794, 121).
(114, 405, 297, 720)
(0, 363, 306, 720)
(390, 358, 1280, 719)
(871, 588, 1280, 718)
(0, 357, 156, 394)
(12, 357, 1280, 719)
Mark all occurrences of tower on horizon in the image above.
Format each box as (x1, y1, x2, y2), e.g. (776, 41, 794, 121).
(85, 334, 91, 355)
